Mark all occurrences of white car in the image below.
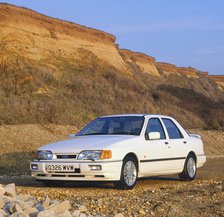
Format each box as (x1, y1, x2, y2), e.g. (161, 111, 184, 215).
(31, 114, 206, 189)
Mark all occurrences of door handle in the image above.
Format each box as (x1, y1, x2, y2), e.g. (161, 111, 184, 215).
(183, 141, 187, 144)
(165, 142, 169, 145)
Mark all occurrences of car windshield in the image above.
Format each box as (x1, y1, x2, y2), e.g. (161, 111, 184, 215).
(76, 116, 144, 136)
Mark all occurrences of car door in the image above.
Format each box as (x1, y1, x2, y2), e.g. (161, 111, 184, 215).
(140, 118, 173, 176)
(161, 118, 188, 172)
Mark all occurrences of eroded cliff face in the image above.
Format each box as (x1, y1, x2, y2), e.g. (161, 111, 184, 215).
(0, 3, 127, 73)
(156, 62, 178, 76)
(0, 3, 223, 82)
(177, 67, 199, 78)
(156, 63, 210, 79)
(210, 76, 224, 90)
(118, 48, 212, 79)
(119, 49, 160, 76)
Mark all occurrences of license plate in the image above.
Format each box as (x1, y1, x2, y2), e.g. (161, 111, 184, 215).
(46, 164, 75, 172)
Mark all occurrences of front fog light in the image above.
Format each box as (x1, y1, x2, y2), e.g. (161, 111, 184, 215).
(31, 164, 38, 170)
(89, 165, 102, 171)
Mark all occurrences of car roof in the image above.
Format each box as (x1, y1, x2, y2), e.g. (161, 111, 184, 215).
(101, 114, 172, 119)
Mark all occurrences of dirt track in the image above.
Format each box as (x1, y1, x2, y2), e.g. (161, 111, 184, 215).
(0, 158, 223, 216)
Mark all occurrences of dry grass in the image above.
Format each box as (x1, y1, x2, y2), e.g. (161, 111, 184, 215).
(0, 48, 224, 130)
(0, 124, 77, 175)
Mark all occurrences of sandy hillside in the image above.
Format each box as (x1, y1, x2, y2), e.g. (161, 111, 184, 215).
(0, 4, 224, 130)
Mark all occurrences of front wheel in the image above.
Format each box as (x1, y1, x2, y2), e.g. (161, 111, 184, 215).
(179, 155, 197, 181)
(115, 156, 138, 189)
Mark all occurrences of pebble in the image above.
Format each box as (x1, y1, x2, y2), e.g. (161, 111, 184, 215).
(37, 209, 56, 217)
(17, 194, 28, 202)
(43, 196, 51, 208)
(5, 183, 16, 198)
(73, 210, 80, 217)
(7, 202, 22, 214)
(2, 195, 14, 204)
(114, 213, 125, 217)
(47, 200, 70, 214)
(11, 213, 29, 217)
(139, 209, 146, 215)
(0, 209, 7, 216)
(79, 205, 87, 212)
(34, 203, 45, 212)
(57, 210, 73, 217)
(215, 185, 222, 191)
(0, 185, 6, 196)
(0, 197, 5, 209)
(23, 207, 39, 215)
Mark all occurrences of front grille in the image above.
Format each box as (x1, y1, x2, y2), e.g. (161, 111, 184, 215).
(52, 174, 65, 177)
(56, 154, 77, 159)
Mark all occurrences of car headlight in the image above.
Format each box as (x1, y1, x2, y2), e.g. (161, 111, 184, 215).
(34, 150, 53, 160)
(78, 150, 112, 161)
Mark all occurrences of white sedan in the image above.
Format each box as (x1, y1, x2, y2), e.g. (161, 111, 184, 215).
(30, 114, 206, 189)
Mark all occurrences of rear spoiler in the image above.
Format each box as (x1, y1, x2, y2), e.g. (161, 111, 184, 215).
(189, 134, 201, 139)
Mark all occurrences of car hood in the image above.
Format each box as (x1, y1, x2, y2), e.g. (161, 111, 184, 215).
(39, 135, 137, 153)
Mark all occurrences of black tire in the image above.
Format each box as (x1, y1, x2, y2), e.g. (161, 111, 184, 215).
(179, 154, 197, 181)
(42, 180, 64, 187)
(115, 156, 138, 190)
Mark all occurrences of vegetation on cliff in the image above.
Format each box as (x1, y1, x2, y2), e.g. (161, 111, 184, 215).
(0, 3, 223, 129)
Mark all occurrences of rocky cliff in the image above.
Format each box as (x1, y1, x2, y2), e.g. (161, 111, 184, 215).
(0, 3, 126, 72)
(156, 62, 178, 75)
(210, 76, 224, 90)
(1, 3, 221, 79)
(119, 49, 160, 76)
(0, 3, 223, 129)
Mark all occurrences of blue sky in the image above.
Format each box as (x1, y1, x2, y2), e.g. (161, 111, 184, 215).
(2, 0, 224, 75)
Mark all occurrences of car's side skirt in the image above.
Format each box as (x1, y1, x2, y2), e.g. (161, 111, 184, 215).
(138, 157, 186, 176)
(140, 157, 186, 163)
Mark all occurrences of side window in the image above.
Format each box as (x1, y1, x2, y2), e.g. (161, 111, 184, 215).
(146, 118, 166, 139)
(162, 118, 183, 139)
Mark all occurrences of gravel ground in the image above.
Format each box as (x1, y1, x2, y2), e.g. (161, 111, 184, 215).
(0, 125, 223, 216)
(0, 158, 223, 216)
(13, 179, 224, 216)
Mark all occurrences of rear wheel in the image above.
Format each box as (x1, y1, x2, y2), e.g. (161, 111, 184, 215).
(115, 156, 138, 189)
(179, 155, 196, 181)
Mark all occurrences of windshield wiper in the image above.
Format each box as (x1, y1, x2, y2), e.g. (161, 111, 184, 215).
(82, 133, 106, 136)
(79, 132, 137, 136)
(110, 132, 136, 135)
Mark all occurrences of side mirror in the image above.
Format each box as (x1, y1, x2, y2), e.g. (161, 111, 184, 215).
(68, 133, 76, 139)
(148, 132, 161, 140)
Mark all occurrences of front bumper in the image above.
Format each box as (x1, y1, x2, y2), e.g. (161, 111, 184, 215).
(30, 160, 122, 181)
